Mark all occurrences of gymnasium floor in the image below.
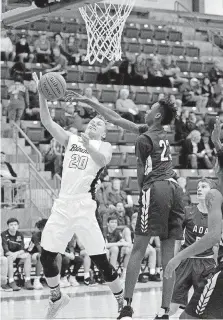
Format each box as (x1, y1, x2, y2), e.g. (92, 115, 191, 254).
(1, 282, 183, 320)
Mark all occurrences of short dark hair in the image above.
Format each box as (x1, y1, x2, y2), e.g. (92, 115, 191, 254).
(7, 218, 19, 225)
(107, 215, 117, 223)
(35, 219, 48, 230)
(159, 98, 177, 125)
(1, 151, 5, 155)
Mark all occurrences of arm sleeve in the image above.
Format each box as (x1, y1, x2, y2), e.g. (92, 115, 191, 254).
(135, 134, 153, 165)
(1, 233, 9, 254)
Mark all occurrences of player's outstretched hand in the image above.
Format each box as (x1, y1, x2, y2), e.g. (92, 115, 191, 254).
(164, 256, 181, 279)
(32, 72, 43, 88)
(65, 90, 87, 103)
(212, 116, 221, 144)
(81, 133, 90, 148)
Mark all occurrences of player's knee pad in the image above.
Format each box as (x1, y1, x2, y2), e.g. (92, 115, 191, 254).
(90, 253, 118, 282)
(40, 248, 58, 278)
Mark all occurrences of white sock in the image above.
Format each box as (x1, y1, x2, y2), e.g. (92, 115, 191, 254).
(9, 278, 14, 283)
(122, 268, 126, 275)
(84, 272, 90, 279)
(156, 267, 161, 274)
(150, 268, 156, 275)
(157, 307, 168, 316)
(35, 276, 40, 280)
(25, 277, 30, 282)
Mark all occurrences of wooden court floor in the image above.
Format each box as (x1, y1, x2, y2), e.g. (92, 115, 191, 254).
(1, 282, 183, 320)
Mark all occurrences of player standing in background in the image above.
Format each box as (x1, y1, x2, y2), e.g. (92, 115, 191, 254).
(65, 91, 185, 320)
(32, 74, 124, 319)
(169, 178, 217, 316)
(165, 117, 223, 319)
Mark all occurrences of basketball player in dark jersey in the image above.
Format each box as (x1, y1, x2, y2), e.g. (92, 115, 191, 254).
(165, 116, 223, 319)
(65, 92, 185, 319)
(170, 178, 217, 316)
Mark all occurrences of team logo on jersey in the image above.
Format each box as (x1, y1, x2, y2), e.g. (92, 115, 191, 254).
(69, 144, 89, 154)
(196, 270, 221, 315)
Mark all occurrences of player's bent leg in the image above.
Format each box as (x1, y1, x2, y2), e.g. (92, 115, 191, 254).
(80, 250, 91, 284)
(160, 238, 176, 311)
(108, 246, 119, 268)
(120, 246, 132, 281)
(145, 244, 156, 277)
(90, 253, 124, 312)
(40, 248, 70, 319)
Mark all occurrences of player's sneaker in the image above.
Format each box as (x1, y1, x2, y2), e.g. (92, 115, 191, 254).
(33, 278, 44, 290)
(45, 293, 70, 319)
(69, 276, 80, 287)
(1, 284, 13, 292)
(149, 274, 161, 282)
(24, 280, 34, 290)
(84, 277, 97, 286)
(8, 281, 21, 291)
(138, 274, 148, 283)
(154, 315, 169, 319)
(60, 277, 71, 288)
(117, 306, 134, 319)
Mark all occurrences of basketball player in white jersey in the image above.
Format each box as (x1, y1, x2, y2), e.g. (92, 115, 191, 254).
(33, 73, 124, 319)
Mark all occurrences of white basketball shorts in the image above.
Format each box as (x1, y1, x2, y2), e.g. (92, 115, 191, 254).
(41, 193, 106, 256)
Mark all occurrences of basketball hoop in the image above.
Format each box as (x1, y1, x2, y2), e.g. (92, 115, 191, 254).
(79, 0, 135, 65)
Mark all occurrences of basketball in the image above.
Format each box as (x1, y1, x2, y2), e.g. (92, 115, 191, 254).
(38, 72, 66, 101)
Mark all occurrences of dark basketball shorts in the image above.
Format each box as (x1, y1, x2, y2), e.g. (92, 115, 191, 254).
(184, 262, 223, 319)
(172, 258, 216, 307)
(135, 180, 185, 240)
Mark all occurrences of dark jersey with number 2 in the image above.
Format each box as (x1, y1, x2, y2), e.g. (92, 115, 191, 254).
(181, 205, 214, 258)
(135, 125, 176, 191)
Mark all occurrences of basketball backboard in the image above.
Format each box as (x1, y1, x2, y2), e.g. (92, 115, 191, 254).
(2, 0, 98, 28)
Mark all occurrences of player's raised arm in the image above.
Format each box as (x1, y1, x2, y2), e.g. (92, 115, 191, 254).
(165, 188, 223, 279)
(65, 91, 140, 134)
(33, 73, 71, 147)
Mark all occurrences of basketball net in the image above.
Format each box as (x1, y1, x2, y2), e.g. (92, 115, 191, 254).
(79, 0, 135, 65)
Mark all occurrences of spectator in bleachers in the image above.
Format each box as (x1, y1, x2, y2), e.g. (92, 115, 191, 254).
(58, 233, 93, 287)
(1, 238, 12, 291)
(42, 138, 63, 177)
(7, 74, 29, 133)
(208, 62, 222, 83)
(211, 77, 223, 110)
(65, 35, 81, 65)
(116, 88, 144, 123)
(1, 151, 17, 207)
(104, 216, 131, 274)
(96, 176, 113, 225)
(27, 218, 48, 290)
(15, 34, 34, 63)
(115, 202, 130, 226)
(24, 80, 40, 121)
(202, 131, 216, 167)
(1, 30, 15, 62)
(62, 103, 84, 132)
(180, 130, 213, 169)
(1, 218, 33, 290)
(34, 32, 51, 63)
(177, 177, 191, 206)
(45, 47, 68, 79)
(107, 178, 133, 217)
(10, 62, 32, 82)
(175, 109, 195, 144)
(201, 77, 214, 104)
(97, 60, 120, 84)
(147, 57, 172, 88)
(132, 54, 148, 86)
(52, 33, 66, 53)
(168, 60, 188, 87)
(78, 87, 98, 122)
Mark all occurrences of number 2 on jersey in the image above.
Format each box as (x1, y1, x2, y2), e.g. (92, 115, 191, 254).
(69, 153, 88, 170)
(159, 140, 172, 162)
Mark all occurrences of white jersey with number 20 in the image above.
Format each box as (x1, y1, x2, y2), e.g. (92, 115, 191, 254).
(59, 134, 104, 197)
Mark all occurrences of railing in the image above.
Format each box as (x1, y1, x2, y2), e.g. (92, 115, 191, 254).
(174, 0, 223, 54)
(12, 121, 42, 170)
(28, 162, 58, 219)
(1, 178, 30, 208)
